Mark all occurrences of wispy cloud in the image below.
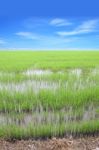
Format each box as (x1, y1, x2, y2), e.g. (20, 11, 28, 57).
(14, 19, 99, 50)
(15, 30, 77, 50)
(50, 18, 72, 26)
(41, 36, 76, 45)
(24, 18, 72, 28)
(16, 31, 75, 44)
(0, 39, 6, 44)
(16, 32, 38, 39)
(23, 18, 47, 29)
(57, 19, 99, 36)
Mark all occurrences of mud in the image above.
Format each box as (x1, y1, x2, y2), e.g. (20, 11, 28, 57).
(0, 136, 99, 150)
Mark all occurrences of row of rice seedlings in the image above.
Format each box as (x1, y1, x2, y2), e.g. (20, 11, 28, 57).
(0, 84, 98, 112)
(0, 120, 98, 139)
(0, 77, 98, 96)
(0, 106, 97, 127)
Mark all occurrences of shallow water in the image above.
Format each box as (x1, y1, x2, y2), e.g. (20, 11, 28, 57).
(91, 68, 99, 75)
(0, 77, 98, 93)
(0, 68, 99, 78)
(0, 72, 15, 77)
(0, 80, 59, 93)
(0, 106, 97, 127)
(69, 69, 82, 77)
(23, 69, 53, 76)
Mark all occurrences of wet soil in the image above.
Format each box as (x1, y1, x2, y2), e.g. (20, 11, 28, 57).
(0, 136, 99, 150)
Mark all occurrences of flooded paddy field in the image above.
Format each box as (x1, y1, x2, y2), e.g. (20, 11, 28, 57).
(0, 51, 99, 139)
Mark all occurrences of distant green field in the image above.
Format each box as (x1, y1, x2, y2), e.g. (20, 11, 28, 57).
(0, 51, 99, 139)
(0, 51, 99, 71)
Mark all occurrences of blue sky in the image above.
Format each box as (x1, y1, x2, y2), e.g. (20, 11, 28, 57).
(0, 0, 99, 50)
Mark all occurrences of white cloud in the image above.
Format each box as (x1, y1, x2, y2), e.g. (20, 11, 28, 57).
(57, 19, 99, 36)
(16, 32, 38, 39)
(77, 19, 99, 32)
(50, 18, 72, 26)
(16, 32, 32, 37)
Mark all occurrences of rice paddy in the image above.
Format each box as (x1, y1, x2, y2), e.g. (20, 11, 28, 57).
(0, 51, 99, 139)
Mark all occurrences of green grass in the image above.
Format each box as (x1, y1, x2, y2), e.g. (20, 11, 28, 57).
(0, 51, 98, 139)
(0, 51, 99, 72)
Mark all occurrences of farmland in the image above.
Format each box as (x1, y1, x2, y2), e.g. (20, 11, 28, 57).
(0, 51, 99, 139)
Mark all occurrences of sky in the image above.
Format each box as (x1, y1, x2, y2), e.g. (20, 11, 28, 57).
(0, 0, 99, 50)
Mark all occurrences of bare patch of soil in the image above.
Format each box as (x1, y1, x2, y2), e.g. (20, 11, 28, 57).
(0, 136, 99, 150)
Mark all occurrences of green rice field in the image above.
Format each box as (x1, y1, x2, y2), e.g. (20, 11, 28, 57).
(0, 51, 99, 139)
